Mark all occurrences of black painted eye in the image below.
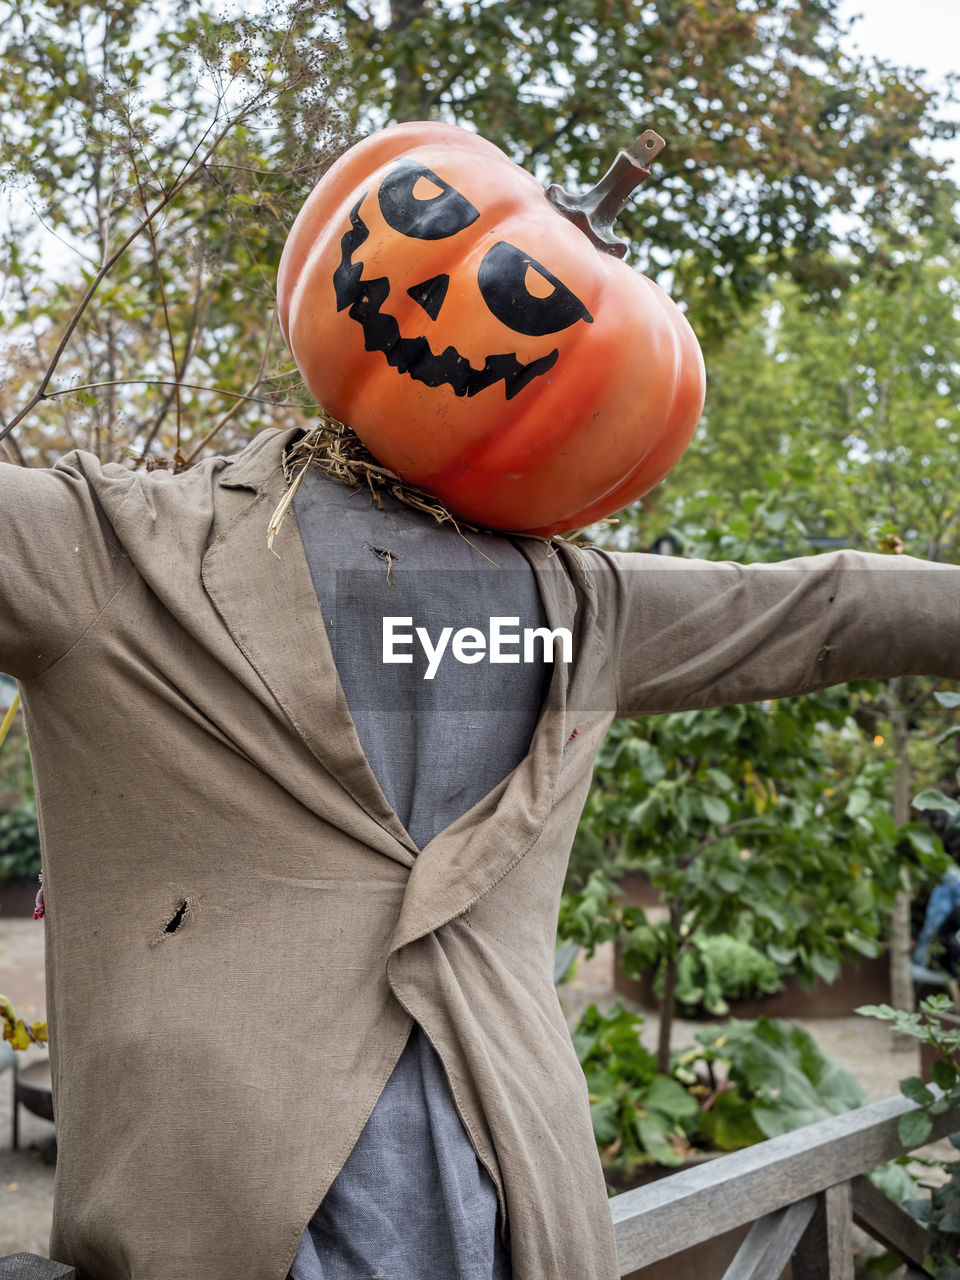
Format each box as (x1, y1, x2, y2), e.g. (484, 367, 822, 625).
(378, 161, 481, 240)
(477, 242, 593, 337)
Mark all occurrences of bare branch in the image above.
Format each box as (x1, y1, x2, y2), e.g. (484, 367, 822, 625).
(0, 79, 286, 446)
(179, 304, 282, 467)
(41, 377, 314, 410)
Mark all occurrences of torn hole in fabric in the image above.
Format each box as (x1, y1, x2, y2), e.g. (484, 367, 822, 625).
(151, 896, 196, 947)
(367, 543, 401, 584)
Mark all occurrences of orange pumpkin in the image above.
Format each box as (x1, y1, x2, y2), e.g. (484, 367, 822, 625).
(277, 121, 705, 536)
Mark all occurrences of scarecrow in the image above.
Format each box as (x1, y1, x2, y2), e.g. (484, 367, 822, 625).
(1, 123, 959, 1280)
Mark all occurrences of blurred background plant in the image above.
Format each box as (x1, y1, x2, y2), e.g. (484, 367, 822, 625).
(0, 801, 41, 885)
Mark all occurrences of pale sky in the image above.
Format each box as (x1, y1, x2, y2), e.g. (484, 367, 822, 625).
(836, 0, 959, 79)
(835, 0, 959, 171)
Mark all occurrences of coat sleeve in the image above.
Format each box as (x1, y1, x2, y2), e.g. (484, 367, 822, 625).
(0, 455, 130, 682)
(588, 547, 960, 719)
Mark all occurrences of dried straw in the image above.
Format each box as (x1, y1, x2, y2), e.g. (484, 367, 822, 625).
(267, 413, 609, 579)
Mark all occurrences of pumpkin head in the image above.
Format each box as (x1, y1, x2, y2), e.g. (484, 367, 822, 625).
(277, 121, 705, 536)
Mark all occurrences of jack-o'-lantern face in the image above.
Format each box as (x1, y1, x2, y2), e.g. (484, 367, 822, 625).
(278, 121, 705, 536)
(334, 159, 594, 400)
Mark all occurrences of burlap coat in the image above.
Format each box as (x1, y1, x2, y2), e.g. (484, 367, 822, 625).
(2, 426, 959, 1280)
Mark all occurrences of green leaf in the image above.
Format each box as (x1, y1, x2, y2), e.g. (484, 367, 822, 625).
(845, 789, 873, 819)
(809, 951, 841, 985)
(903, 826, 942, 858)
(642, 1075, 701, 1127)
(628, 794, 662, 831)
(898, 1110, 934, 1148)
(635, 1112, 683, 1166)
(705, 768, 736, 793)
(714, 868, 743, 893)
(698, 1090, 766, 1151)
(589, 1098, 620, 1146)
(843, 930, 880, 957)
(866, 1161, 918, 1208)
(932, 1060, 958, 1091)
(856, 1004, 898, 1022)
(913, 790, 960, 816)
(700, 794, 731, 825)
(900, 1077, 935, 1106)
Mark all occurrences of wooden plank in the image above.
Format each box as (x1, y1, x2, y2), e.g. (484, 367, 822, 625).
(0, 1257, 76, 1279)
(851, 1174, 932, 1269)
(793, 1182, 854, 1280)
(611, 1091, 960, 1274)
(722, 1199, 817, 1280)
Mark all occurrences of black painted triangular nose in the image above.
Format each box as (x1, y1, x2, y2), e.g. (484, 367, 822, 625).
(407, 273, 450, 321)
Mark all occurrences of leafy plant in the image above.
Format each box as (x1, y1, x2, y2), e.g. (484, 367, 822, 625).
(671, 933, 784, 1016)
(0, 800, 41, 883)
(574, 1003, 872, 1185)
(858, 995, 960, 1279)
(573, 1001, 700, 1174)
(561, 689, 948, 1073)
(687, 1018, 866, 1138)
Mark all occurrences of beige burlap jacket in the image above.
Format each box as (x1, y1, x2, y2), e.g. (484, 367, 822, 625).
(2, 425, 960, 1280)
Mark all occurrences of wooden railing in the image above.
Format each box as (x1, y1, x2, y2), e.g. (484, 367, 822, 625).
(608, 1090, 960, 1279)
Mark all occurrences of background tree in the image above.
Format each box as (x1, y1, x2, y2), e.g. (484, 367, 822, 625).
(615, 209, 960, 1022)
(341, 0, 956, 338)
(0, 0, 349, 465)
(560, 492, 952, 1071)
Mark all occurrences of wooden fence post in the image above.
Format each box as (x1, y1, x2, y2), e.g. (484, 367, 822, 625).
(793, 1181, 854, 1280)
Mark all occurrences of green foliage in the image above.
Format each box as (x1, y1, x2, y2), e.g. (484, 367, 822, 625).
(343, 0, 956, 336)
(858, 995, 960, 1279)
(626, 208, 960, 564)
(672, 934, 784, 1017)
(574, 1003, 871, 1181)
(689, 1018, 866, 1137)
(573, 1001, 699, 1171)
(0, 0, 349, 462)
(562, 691, 947, 992)
(0, 801, 41, 883)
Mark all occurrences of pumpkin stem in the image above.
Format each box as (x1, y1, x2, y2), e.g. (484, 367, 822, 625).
(545, 129, 665, 260)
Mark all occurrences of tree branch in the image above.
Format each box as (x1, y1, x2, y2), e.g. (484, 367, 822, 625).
(40, 378, 314, 410)
(0, 77, 293, 447)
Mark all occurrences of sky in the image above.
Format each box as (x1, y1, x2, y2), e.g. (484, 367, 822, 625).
(835, 0, 959, 172)
(836, 0, 959, 79)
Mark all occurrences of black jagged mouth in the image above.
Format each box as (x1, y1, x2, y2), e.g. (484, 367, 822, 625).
(332, 197, 559, 401)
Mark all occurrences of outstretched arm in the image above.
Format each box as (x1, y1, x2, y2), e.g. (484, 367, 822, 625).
(590, 548, 960, 719)
(0, 456, 129, 682)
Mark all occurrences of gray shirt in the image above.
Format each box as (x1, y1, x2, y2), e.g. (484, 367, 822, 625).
(290, 467, 548, 1279)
